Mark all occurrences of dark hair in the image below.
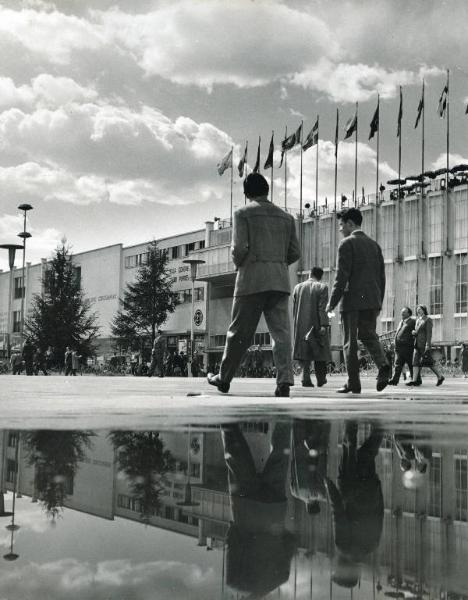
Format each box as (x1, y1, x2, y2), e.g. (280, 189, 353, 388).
(403, 306, 412, 316)
(311, 267, 324, 280)
(337, 207, 363, 226)
(416, 304, 428, 316)
(243, 172, 269, 198)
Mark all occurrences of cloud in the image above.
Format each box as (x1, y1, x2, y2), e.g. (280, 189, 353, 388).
(431, 153, 468, 170)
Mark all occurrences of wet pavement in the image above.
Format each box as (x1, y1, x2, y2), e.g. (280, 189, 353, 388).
(0, 376, 468, 598)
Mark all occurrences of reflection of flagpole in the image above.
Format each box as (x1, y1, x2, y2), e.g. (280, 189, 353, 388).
(284, 125, 288, 209)
(398, 86, 402, 203)
(446, 69, 450, 253)
(334, 109, 339, 213)
(376, 95, 380, 203)
(354, 101, 358, 206)
(270, 130, 274, 204)
(229, 146, 233, 227)
(299, 121, 304, 275)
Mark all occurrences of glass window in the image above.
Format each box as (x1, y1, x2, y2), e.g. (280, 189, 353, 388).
(429, 256, 443, 315)
(404, 200, 419, 256)
(382, 263, 394, 319)
(428, 454, 442, 517)
(361, 209, 374, 239)
(427, 195, 443, 253)
(185, 242, 195, 256)
(13, 310, 21, 333)
(8, 432, 19, 448)
(198, 240, 206, 250)
(454, 190, 468, 250)
(6, 459, 17, 484)
(14, 276, 25, 299)
(194, 287, 204, 302)
(171, 246, 179, 260)
(320, 218, 332, 269)
(455, 316, 468, 342)
(404, 260, 417, 309)
(455, 453, 468, 522)
(210, 335, 227, 347)
(456, 253, 468, 313)
(380, 205, 395, 260)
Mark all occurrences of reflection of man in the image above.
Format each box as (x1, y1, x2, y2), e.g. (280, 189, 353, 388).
(22, 338, 35, 376)
(389, 307, 416, 386)
(208, 172, 300, 397)
(222, 423, 296, 597)
(326, 208, 390, 394)
(326, 421, 384, 589)
(148, 330, 166, 378)
(293, 267, 331, 387)
(290, 419, 330, 513)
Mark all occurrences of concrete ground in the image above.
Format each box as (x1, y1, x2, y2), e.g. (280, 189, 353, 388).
(0, 373, 467, 431)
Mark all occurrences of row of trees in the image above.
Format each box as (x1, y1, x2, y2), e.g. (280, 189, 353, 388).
(25, 240, 178, 366)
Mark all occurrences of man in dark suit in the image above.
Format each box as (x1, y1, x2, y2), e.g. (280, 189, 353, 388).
(207, 172, 301, 397)
(389, 307, 415, 385)
(326, 208, 390, 393)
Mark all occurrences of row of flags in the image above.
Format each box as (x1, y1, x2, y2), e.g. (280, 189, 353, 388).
(217, 73, 461, 177)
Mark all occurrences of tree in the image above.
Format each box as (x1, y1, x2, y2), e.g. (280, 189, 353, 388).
(111, 240, 178, 348)
(25, 243, 99, 366)
(109, 431, 174, 522)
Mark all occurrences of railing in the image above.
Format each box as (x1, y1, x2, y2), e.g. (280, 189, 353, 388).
(197, 260, 235, 278)
(209, 228, 232, 247)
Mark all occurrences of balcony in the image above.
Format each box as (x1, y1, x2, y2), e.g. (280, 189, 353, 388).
(194, 228, 236, 283)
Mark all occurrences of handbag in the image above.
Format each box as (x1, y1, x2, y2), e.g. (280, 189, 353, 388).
(420, 349, 434, 368)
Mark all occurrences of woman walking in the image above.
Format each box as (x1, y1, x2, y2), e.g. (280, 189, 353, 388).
(407, 305, 444, 387)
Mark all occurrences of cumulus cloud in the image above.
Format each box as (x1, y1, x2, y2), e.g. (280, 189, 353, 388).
(431, 153, 468, 170)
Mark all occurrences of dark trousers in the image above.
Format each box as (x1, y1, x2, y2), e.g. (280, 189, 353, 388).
(301, 360, 327, 385)
(341, 309, 387, 389)
(339, 421, 383, 480)
(220, 292, 294, 385)
(393, 346, 413, 383)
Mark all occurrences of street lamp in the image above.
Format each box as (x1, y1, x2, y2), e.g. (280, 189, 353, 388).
(0, 243, 24, 358)
(182, 258, 205, 378)
(17, 203, 33, 341)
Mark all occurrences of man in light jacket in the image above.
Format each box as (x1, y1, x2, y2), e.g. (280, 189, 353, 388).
(207, 172, 300, 397)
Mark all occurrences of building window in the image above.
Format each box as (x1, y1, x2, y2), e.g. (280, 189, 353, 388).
(455, 316, 468, 342)
(455, 453, 468, 522)
(210, 334, 227, 347)
(380, 205, 394, 260)
(361, 210, 374, 238)
(194, 287, 204, 302)
(14, 276, 25, 299)
(454, 190, 468, 250)
(198, 240, 205, 250)
(8, 432, 19, 448)
(320, 218, 332, 268)
(171, 246, 179, 260)
(428, 195, 443, 253)
(179, 289, 192, 304)
(429, 257, 443, 315)
(185, 242, 195, 256)
(382, 264, 394, 320)
(6, 459, 17, 484)
(73, 266, 81, 286)
(404, 201, 419, 256)
(13, 311, 21, 333)
(456, 253, 468, 313)
(253, 332, 271, 346)
(428, 454, 442, 517)
(190, 463, 201, 478)
(165, 506, 175, 520)
(404, 260, 417, 309)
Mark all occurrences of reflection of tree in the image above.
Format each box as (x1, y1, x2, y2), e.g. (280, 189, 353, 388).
(109, 432, 174, 523)
(24, 431, 93, 520)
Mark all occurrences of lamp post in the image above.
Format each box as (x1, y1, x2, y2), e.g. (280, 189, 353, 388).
(0, 243, 23, 358)
(176, 426, 200, 508)
(17, 204, 33, 341)
(182, 258, 205, 378)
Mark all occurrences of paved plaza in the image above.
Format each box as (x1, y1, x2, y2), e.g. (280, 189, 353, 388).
(0, 374, 467, 430)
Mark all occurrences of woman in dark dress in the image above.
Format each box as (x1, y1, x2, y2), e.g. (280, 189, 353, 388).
(407, 305, 444, 387)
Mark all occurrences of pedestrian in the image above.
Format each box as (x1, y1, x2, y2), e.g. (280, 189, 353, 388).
(292, 266, 331, 388)
(64, 346, 73, 376)
(33, 348, 48, 375)
(325, 207, 390, 394)
(71, 350, 81, 375)
(461, 343, 468, 378)
(388, 307, 415, 386)
(10, 348, 23, 375)
(407, 304, 444, 386)
(148, 330, 167, 378)
(45, 346, 54, 371)
(207, 172, 300, 397)
(22, 338, 35, 376)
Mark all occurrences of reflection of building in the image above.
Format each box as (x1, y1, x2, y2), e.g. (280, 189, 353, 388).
(0, 229, 207, 358)
(2, 421, 468, 597)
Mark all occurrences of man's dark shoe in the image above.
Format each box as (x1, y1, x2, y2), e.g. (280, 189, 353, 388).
(376, 365, 391, 392)
(436, 376, 445, 387)
(388, 378, 398, 386)
(275, 383, 290, 397)
(207, 373, 230, 393)
(302, 380, 314, 388)
(406, 380, 415, 386)
(336, 385, 361, 394)
(317, 377, 327, 387)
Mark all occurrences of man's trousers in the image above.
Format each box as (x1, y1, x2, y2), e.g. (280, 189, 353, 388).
(220, 291, 294, 386)
(392, 346, 413, 383)
(341, 309, 387, 389)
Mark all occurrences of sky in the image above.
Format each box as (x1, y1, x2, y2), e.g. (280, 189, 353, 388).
(1, 0, 468, 271)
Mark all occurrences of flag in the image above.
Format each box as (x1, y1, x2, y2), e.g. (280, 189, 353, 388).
(438, 82, 448, 118)
(302, 118, 319, 151)
(344, 112, 357, 140)
(397, 87, 403, 138)
(217, 148, 232, 176)
(264, 133, 274, 169)
(415, 85, 424, 129)
(368, 101, 379, 140)
(334, 109, 339, 158)
(466, 103, 468, 115)
(253, 137, 261, 173)
(238, 142, 248, 177)
(281, 123, 302, 152)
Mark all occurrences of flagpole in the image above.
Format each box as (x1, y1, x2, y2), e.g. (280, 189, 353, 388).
(354, 101, 358, 206)
(299, 120, 304, 275)
(270, 130, 274, 204)
(334, 109, 339, 213)
(398, 86, 402, 204)
(446, 68, 450, 252)
(244, 141, 248, 206)
(376, 95, 380, 203)
(230, 145, 233, 227)
(421, 80, 425, 259)
(284, 125, 288, 210)
(315, 115, 319, 213)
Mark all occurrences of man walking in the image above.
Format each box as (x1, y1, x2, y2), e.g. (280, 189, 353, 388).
(293, 266, 331, 387)
(389, 307, 415, 385)
(326, 208, 390, 393)
(148, 330, 166, 378)
(207, 172, 300, 397)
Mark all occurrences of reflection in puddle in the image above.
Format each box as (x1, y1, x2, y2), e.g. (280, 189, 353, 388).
(0, 419, 467, 599)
